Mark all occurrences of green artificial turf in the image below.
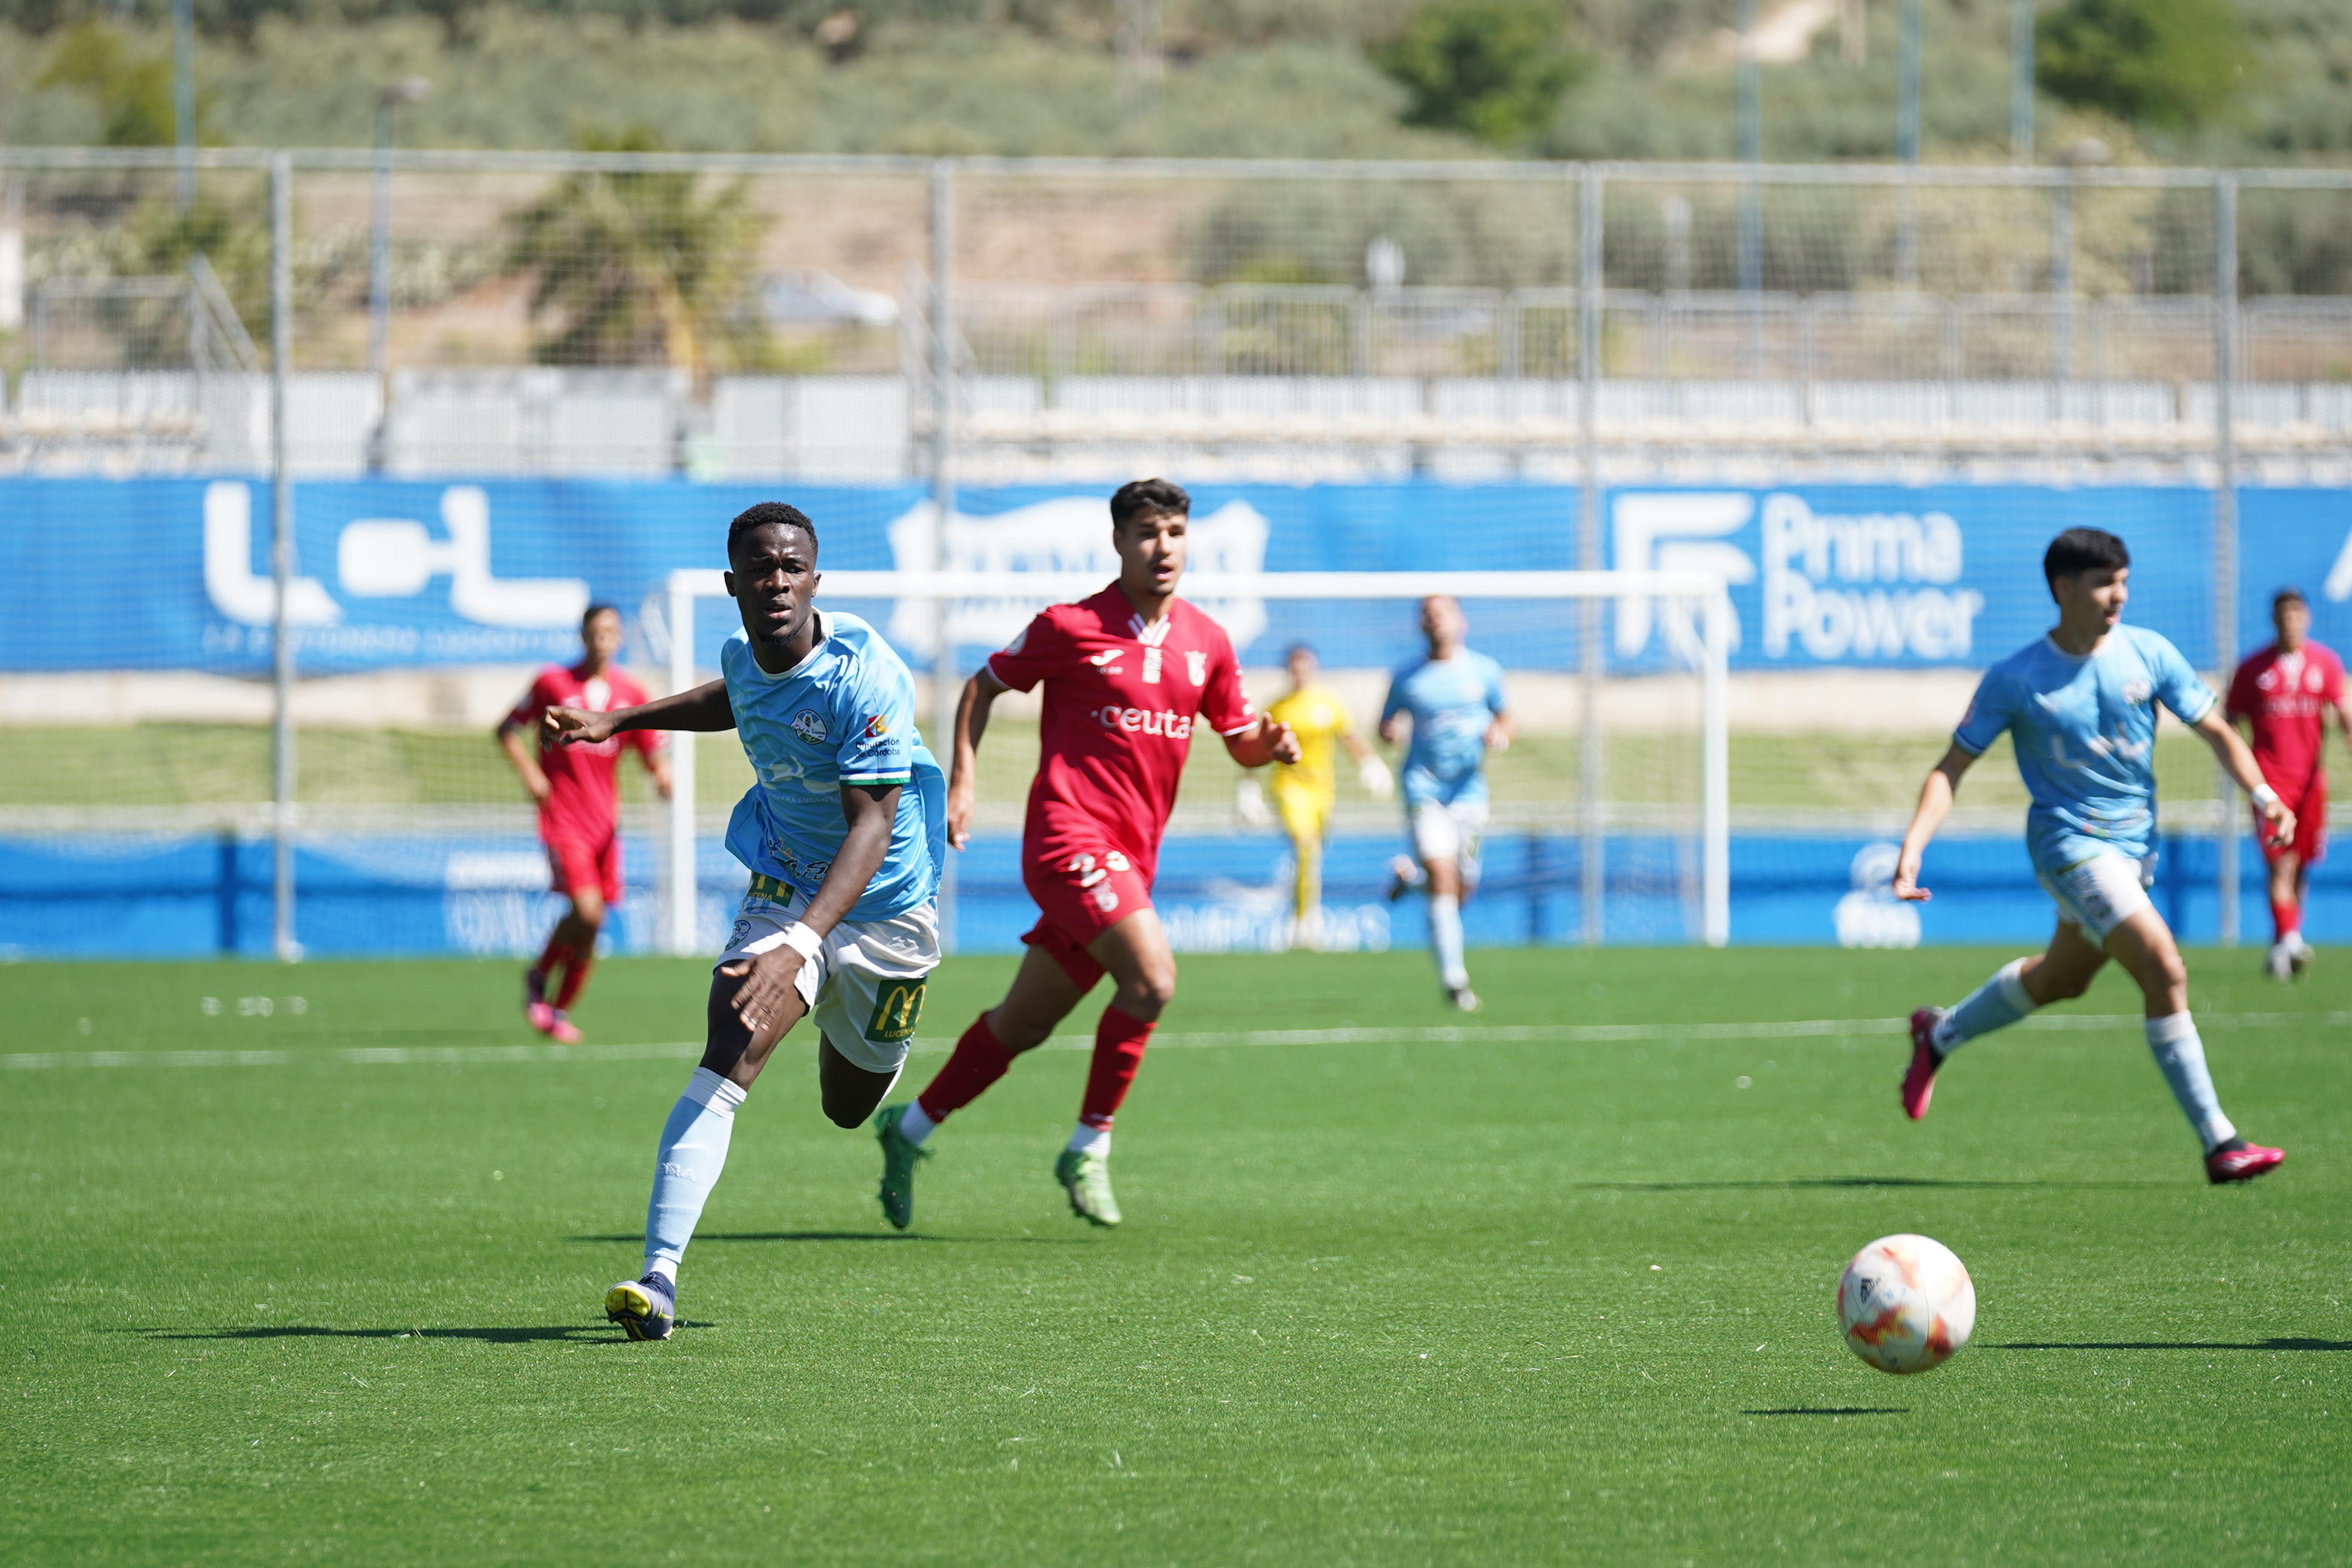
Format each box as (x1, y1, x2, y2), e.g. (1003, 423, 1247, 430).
(3, 948, 2347, 1564)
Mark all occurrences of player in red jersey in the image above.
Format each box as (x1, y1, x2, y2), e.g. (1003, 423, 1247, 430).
(498, 604, 672, 1042)
(2227, 587, 2351, 980)
(870, 478, 1300, 1228)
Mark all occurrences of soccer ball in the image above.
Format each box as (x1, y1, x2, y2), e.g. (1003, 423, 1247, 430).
(1837, 1233, 1976, 1374)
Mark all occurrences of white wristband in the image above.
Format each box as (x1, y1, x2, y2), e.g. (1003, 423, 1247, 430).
(778, 921, 822, 962)
(2252, 784, 2280, 809)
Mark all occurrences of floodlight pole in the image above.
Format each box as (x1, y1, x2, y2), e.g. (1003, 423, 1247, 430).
(929, 158, 958, 954)
(1578, 166, 1605, 947)
(268, 151, 298, 964)
(172, 0, 194, 209)
(2214, 173, 2240, 948)
(665, 571, 700, 957)
(1897, 0, 1922, 287)
(1735, 0, 1759, 292)
(2010, 0, 2035, 164)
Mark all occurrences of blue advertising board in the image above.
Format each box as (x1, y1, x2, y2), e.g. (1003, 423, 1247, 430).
(7, 477, 2350, 675)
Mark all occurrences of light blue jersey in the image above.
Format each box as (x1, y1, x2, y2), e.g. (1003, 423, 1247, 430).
(721, 610, 945, 923)
(1953, 624, 2215, 875)
(1382, 650, 1509, 810)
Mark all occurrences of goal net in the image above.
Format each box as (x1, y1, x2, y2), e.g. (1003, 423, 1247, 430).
(657, 568, 1731, 959)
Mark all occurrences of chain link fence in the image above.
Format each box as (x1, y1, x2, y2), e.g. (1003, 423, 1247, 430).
(2, 147, 2348, 956)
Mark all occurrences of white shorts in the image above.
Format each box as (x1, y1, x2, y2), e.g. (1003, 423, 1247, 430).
(718, 890, 939, 1075)
(2036, 850, 2155, 945)
(1410, 798, 1488, 886)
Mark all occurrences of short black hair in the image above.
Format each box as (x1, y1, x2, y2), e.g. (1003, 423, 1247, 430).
(2043, 528, 2129, 594)
(2275, 586, 2309, 611)
(581, 601, 620, 630)
(1110, 477, 1190, 529)
(728, 501, 817, 559)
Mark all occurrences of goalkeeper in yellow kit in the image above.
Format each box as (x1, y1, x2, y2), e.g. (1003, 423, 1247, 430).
(1256, 644, 1392, 947)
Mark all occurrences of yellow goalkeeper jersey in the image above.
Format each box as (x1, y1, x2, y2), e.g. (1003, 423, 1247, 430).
(1268, 684, 1355, 798)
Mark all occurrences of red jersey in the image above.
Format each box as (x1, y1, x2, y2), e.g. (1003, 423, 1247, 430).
(987, 586, 1255, 881)
(506, 662, 662, 844)
(2227, 641, 2345, 795)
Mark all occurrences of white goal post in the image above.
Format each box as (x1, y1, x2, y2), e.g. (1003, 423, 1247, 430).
(660, 569, 1733, 956)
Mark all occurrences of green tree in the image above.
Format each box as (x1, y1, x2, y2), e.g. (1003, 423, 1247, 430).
(1370, 0, 1588, 147)
(501, 128, 770, 376)
(2036, 0, 2252, 131)
(37, 20, 178, 146)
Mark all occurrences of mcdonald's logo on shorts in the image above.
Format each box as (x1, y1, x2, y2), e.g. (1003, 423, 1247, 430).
(865, 978, 928, 1044)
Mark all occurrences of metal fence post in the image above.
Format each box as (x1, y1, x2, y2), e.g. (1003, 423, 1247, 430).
(2214, 172, 2240, 948)
(1578, 165, 1605, 947)
(930, 157, 959, 954)
(269, 150, 298, 964)
(664, 570, 700, 957)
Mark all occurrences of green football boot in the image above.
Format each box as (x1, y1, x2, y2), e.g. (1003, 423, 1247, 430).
(872, 1103, 932, 1231)
(1054, 1147, 1122, 1228)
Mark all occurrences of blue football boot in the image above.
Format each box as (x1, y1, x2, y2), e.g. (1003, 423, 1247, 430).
(604, 1273, 675, 1341)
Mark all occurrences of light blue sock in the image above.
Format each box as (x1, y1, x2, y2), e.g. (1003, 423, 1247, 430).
(2145, 1013, 2236, 1153)
(642, 1067, 746, 1281)
(1931, 958, 2035, 1055)
(1429, 893, 1469, 991)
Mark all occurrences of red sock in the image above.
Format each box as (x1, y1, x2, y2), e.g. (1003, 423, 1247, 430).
(554, 950, 596, 1010)
(918, 1013, 1016, 1122)
(1079, 1003, 1156, 1131)
(535, 936, 573, 982)
(2273, 898, 2302, 941)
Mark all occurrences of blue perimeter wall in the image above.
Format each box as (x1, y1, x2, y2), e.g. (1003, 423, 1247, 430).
(0, 829, 2338, 960)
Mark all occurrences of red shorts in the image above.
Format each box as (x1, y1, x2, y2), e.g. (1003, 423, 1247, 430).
(2258, 777, 2326, 866)
(1020, 840, 1153, 991)
(547, 829, 624, 904)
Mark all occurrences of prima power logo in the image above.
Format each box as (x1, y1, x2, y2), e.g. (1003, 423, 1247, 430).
(1613, 491, 1986, 664)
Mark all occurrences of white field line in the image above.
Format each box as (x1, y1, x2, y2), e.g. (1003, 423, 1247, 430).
(5, 1010, 2345, 1073)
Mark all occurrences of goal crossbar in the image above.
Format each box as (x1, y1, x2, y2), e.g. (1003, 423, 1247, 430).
(660, 569, 1732, 956)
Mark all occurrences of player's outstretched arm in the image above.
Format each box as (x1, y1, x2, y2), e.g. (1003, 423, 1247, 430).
(1892, 743, 1977, 903)
(2189, 707, 2296, 849)
(546, 680, 734, 748)
(1224, 715, 1301, 769)
(947, 667, 1011, 851)
(721, 781, 901, 1045)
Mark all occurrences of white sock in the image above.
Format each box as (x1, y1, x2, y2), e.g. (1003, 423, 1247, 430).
(1931, 958, 2036, 1054)
(642, 1067, 746, 1281)
(643, 1256, 677, 1284)
(1067, 1122, 1110, 1157)
(2144, 1012, 2236, 1153)
(897, 1101, 938, 1147)
(1429, 893, 1469, 991)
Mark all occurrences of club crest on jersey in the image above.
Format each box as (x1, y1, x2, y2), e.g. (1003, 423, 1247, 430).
(1186, 649, 1208, 684)
(790, 709, 829, 745)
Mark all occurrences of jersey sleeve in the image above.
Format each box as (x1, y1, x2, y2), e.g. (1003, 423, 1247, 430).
(1951, 669, 2013, 756)
(985, 609, 1070, 694)
(2326, 651, 2347, 707)
(832, 661, 918, 787)
(2225, 657, 2259, 722)
(1482, 655, 1509, 716)
(2151, 635, 2217, 726)
(505, 670, 557, 738)
(1197, 626, 1256, 736)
